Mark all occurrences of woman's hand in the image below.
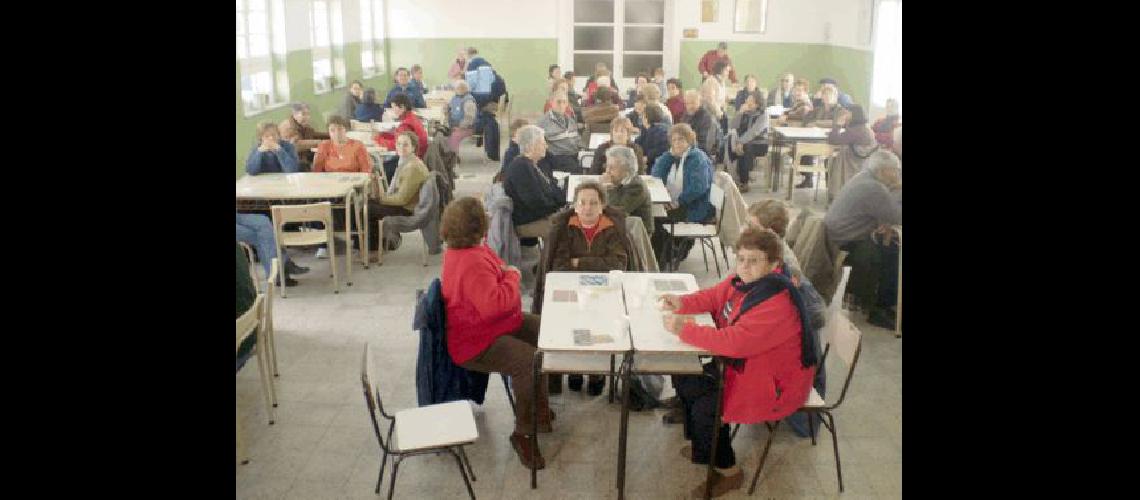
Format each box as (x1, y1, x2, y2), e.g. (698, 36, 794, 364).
(662, 312, 691, 335)
(658, 293, 683, 311)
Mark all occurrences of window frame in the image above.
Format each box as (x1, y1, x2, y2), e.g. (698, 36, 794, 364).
(238, 0, 289, 117)
(310, 0, 347, 95)
(570, 0, 666, 86)
(359, 0, 386, 79)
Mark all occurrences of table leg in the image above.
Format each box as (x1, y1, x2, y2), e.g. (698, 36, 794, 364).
(616, 354, 633, 499)
(531, 351, 542, 489)
(704, 359, 726, 500)
(895, 233, 902, 338)
(344, 193, 353, 286)
(770, 144, 781, 193)
(360, 189, 369, 269)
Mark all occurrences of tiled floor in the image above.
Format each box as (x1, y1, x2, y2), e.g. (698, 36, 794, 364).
(236, 141, 902, 499)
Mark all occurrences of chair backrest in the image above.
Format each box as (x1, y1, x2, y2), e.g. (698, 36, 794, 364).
(580, 152, 595, 172)
(709, 183, 725, 230)
(271, 202, 333, 227)
(824, 315, 863, 409)
(360, 343, 394, 453)
(828, 265, 851, 319)
(792, 215, 822, 261)
(236, 294, 264, 353)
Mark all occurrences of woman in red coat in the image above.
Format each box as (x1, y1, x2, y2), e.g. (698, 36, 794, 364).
(439, 197, 554, 471)
(660, 226, 819, 498)
(374, 92, 429, 181)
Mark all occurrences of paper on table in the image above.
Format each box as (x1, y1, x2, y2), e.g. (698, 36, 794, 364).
(552, 289, 578, 302)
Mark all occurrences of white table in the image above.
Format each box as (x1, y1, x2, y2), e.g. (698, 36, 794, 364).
(588, 133, 610, 150)
(768, 127, 833, 194)
(773, 126, 830, 140)
(565, 175, 671, 204)
(621, 273, 715, 355)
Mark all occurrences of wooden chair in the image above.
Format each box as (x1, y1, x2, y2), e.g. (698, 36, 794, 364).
(236, 294, 276, 465)
(786, 142, 836, 202)
(237, 242, 259, 290)
(361, 343, 478, 500)
(270, 202, 338, 297)
(264, 258, 280, 377)
(663, 184, 728, 275)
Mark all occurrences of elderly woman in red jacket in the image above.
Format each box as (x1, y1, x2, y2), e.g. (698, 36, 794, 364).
(440, 197, 554, 471)
(374, 92, 428, 181)
(660, 226, 819, 498)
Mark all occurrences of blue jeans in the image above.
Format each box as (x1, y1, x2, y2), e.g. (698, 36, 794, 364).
(236, 213, 285, 276)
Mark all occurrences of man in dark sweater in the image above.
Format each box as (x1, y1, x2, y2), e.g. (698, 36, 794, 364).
(503, 125, 566, 239)
(681, 90, 717, 156)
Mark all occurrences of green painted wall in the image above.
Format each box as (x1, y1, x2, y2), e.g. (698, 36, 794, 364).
(386, 38, 558, 121)
(236, 41, 391, 178)
(679, 41, 872, 109)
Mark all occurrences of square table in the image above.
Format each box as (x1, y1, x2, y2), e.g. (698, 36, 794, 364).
(768, 127, 834, 193)
(236, 172, 373, 284)
(565, 174, 671, 204)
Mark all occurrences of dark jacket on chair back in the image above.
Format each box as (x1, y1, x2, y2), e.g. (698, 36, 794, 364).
(413, 279, 489, 406)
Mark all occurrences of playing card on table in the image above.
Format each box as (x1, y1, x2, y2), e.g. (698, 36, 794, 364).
(572, 329, 592, 346)
(579, 275, 609, 287)
(552, 289, 578, 302)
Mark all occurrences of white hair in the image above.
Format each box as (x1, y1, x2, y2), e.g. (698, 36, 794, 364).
(604, 146, 638, 179)
(517, 125, 546, 154)
(454, 79, 470, 92)
(866, 150, 901, 175)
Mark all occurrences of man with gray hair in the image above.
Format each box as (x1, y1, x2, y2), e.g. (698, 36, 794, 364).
(537, 90, 582, 174)
(601, 145, 653, 234)
(503, 125, 566, 238)
(824, 150, 902, 329)
(278, 102, 330, 171)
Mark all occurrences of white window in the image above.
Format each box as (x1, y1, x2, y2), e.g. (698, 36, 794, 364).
(572, 0, 665, 86)
(311, 0, 347, 94)
(359, 0, 386, 78)
(238, 0, 288, 116)
(871, 0, 902, 115)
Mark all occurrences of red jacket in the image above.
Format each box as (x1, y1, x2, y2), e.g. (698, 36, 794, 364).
(375, 111, 429, 159)
(442, 244, 524, 365)
(697, 50, 738, 84)
(666, 95, 686, 124)
(677, 272, 815, 424)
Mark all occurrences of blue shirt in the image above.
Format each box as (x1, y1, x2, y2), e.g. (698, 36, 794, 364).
(245, 141, 300, 175)
(354, 102, 384, 122)
(383, 84, 426, 109)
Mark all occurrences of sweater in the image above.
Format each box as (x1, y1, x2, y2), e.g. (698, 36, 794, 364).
(823, 170, 902, 245)
(666, 95, 686, 124)
(605, 176, 653, 235)
(375, 111, 429, 158)
(342, 92, 362, 120)
(650, 146, 714, 223)
(354, 103, 384, 123)
(589, 141, 646, 175)
(500, 141, 520, 176)
(442, 244, 524, 365)
(313, 139, 371, 173)
(244, 141, 300, 175)
(380, 157, 430, 211)
(676, 272, 815, 424)
(637, 122, 671, 168)
(502, 155, 565, 226)
(536, 110, 581, 157)
(551, 213, 629, 272)
(383, 84, 426, 109)
(682, 106, 717, 155)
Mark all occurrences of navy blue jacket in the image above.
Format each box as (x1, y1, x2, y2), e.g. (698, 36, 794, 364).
(354, 102, 384, 122)
(650, 146, 715, 223)
(384, 84, 426, 109)
(245, 141, 300, 175)
(414, 279, 489, 406)
(636, 122, 670, 168)
(502, 155, 565, 226)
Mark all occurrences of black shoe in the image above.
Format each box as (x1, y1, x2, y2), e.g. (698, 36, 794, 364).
(867, 308, 896, 330)
(567, 374, 584, 392)
(285, 260, 309, 275)
(662, 406, 685, 425)
(548, 376, 563, 395)
(275, 274, 299, 287)
(586, 375, 605, 396)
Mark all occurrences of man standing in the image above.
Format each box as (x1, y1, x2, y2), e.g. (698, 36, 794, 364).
(697, 42, 738, 84)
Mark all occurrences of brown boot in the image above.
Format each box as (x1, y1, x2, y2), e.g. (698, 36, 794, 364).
(537, 407, 556, 433)
(509, 432, 545, 470)
(689, 469, 744, 498)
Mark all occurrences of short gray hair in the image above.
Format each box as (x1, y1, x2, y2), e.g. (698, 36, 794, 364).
(517, 125, 546, 154)
(865, 150, 901, 176)
(605, 146, 638, 178)
(454, 79, 470, 92)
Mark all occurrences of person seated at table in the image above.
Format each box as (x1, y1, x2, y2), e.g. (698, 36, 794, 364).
(236, 212, 308, 286)
(279, 102, 331, 171)
(768, 73, 795, 108)
(727, 90, 770, 193)
(733, 74, 760, 111)
(590, 117, 646, 175)
(626, 73, 650, 108)
(600, 145, 653, 235)
(342, 80, 364, 121)
(447, 48, 467, 82)
(681, 90, 718, 157)
(445, 79, 480, 152)
(627, 94, 649, 133)
(701, 67, 727, 130)
(313, 115, 371, 173)
(544, 79, 578, 120)
(813, 78, 854, 109)
(805, 85, 850, 129)
(353, 88, 384, 123)
(661, 226, 819, 498)
(546, 64, 561, 88)
(745, 200, 800, 281)
(586, 73, 623, 107)
(245, 121, 300, 175)
(440, 196, 555, 470)
(583, 86, 621, 132)
(374, 93, 428, 181)
(650, 123, 715, 266)
(666, 78, 686, 124)
(503, 125, 565, 239)
(652, 67, 667, 96)
(546, 180, 631, 395)
(500, 118, 530, 176)
(823, 150, 901, 329)
(641, 82, 673, 127)
(782, 86, 814, 125)
(872, 98, 901, 149)
(410, 64, 427, 95)
(368, 132, 430, 256)
(636, 104, 671, 168)
(536, 91, 583, 174)
(823, 104, 878, 198)
(382, 67, 427, 110)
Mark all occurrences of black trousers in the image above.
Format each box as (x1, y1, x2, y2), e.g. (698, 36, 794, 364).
(675, 364, 735, 468)
(731, 143, 769, 183)
(840, 236, 900, 313)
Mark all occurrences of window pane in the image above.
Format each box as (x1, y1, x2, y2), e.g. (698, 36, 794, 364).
(314, 1, 329, 47)
(237, 0, 244, 11)
(574, 0, 614, 23)
(360, 0, 372, 38)
(237, 36, 246, 59)
(248, 11, 267, 35)
(624, 0, 664, 24)
(573, 53, 613, 76)
(574, 26, 613, 51)
(362, 50, 374, 72)
(249, 35, 269, 57)
(734, 0, 768, 33)
(331, 0, 344, 46)
(236, 13, 245, 35)
(623, 27, 662, 51)
(248, 0, 265, 10)
(271, 0, 287, 54)
(622, 54, 663, 78)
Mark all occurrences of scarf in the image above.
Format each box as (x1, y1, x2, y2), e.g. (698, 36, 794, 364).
(665, 147, 690, 202)
(723, 266, 820, 372)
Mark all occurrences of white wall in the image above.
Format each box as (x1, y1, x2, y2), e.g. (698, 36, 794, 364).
(386, 0, 558, 38)
(671, 0, 873, 50)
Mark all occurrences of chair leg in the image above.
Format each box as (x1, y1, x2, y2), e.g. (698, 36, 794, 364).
(328, 227, 340, 294)
(720, 240, 731, 269)
(825, 411, 844, 492)
(376, 447, 391, 494)
(809, 412, 817, 446)
(458, 445, 477, 481)
(377, 219, 385, 266)
(237, 408, 249, 465)
(254, 346, 276, 425)
(730, 423, 740, 441)
(747, 421, 780, 495)
(277, 243, 287, 299)
(709, 239, 722, 277)
(700, 239, 709, 272)
(386, 457, 401, 500)
(501, 374, 517, 417)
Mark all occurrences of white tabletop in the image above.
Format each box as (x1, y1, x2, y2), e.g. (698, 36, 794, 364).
(414, 107, 445, 122)
(538, 272, 633, 353)
(766, 105, 786, 117)
(773, 127, 830, 140)
(566, 175, 671, 204)
(588, 133, 610, 150)
(235, 172, 370, 199)
(621, 273, 715, 355)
